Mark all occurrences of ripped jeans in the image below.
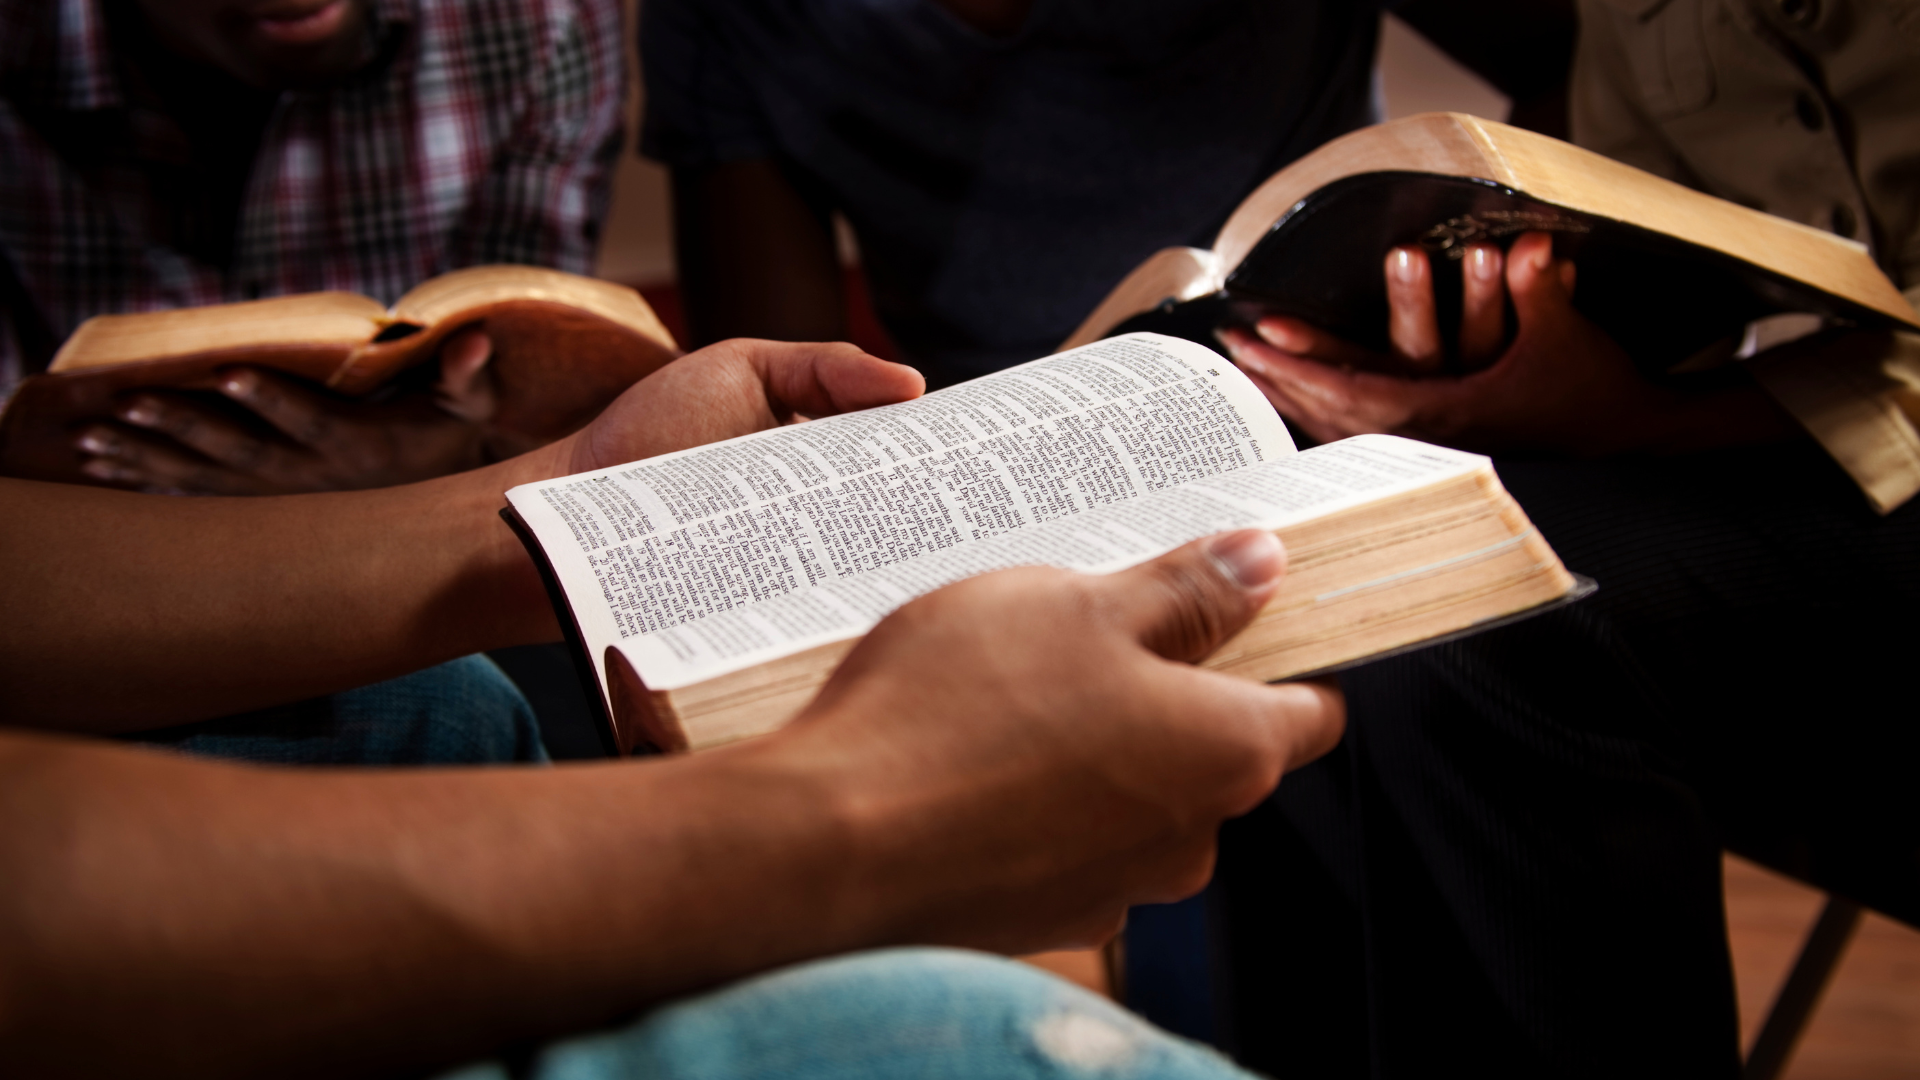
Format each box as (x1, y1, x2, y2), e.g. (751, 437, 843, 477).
(436, 948, 1256, 1080)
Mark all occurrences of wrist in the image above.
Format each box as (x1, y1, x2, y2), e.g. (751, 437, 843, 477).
(1641, 380, 1803, 455)
(414, 450, 572, 650)
(724, 719, 947, 948)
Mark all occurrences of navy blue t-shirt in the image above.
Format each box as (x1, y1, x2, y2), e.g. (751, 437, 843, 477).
(642, 0, 1385, 382)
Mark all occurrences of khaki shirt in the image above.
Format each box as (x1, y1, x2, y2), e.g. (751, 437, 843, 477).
(1573, 0, 1920, 512)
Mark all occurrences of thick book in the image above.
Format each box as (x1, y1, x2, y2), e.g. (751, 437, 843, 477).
(0, 265, 680, 485)
(503, 333, 1588, 756)
(1063, 113, 1919, 370)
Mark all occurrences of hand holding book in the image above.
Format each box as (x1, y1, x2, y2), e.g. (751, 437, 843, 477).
(2, 337, 931, 730)
(774, 527, 1345, 947)
(0, 266, 694, 493)
(77, 331, 504, 494)
(1219, 233, 1802, 457)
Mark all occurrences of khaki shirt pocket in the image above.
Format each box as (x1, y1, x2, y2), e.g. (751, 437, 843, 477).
(1594, 0, 1718, 118)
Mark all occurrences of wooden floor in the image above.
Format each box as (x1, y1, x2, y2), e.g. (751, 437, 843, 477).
(1724, 854, 1920, 1078)
(1026, 853, 1920, 1076)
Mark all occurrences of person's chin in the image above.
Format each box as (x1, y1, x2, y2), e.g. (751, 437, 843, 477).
(223, 0, 369, 88)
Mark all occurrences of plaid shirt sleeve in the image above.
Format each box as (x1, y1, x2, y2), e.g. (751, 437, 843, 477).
(448, 0, 627, 274)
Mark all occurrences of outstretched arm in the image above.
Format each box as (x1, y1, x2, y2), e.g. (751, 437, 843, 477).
(0, 340, 924, 732)
(0, 531, 1344, 1080)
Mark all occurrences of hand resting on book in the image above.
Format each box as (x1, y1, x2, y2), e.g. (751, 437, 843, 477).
(1218, 232, 1800, 457)
(74, 329, 511, 495)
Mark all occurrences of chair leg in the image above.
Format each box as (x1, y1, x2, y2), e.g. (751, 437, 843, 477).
(1743, 896, 1864, 1080)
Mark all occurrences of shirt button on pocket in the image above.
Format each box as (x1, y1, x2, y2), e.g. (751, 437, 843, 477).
(1795, 91, 1825, 131)
(1778, 0, 1818, 24)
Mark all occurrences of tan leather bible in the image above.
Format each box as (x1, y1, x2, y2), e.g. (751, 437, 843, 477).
(502, 333, 1587, 756)
(0, 265, 681, 485)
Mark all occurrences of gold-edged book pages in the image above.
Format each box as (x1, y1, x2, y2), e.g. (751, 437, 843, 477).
(611, 459, 1574, 754)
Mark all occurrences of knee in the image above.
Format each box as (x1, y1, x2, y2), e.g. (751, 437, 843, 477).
(330, 655, 546, 765)
(548, 948, 1246, 1079)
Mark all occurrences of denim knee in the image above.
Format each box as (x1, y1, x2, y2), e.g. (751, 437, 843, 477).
(441, 948, 1253, 1080)
(131, 655, 547, 766)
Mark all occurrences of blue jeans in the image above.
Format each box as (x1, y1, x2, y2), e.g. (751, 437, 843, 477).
(130, 655, 547, 765)
(437, 949, 1256, 1080)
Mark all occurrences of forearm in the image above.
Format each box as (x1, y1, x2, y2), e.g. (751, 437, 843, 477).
(0, 532, 1341, 1079)
(1628, 375, 1804, 456)
(0, 731, 868, 1079)
(0, 444, 568, 731)
(0, 339, 927, 731)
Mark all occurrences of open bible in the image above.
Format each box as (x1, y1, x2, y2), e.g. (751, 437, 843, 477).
(504, 333, 1587, 755)
(0, 266, 680, 486)
(1066, 113, 1919, 370)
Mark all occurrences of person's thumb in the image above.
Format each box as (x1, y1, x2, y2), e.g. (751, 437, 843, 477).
(755, 339, 926, 419)
(1098, 530, 1286, 663)
(434, 328, 497, 422)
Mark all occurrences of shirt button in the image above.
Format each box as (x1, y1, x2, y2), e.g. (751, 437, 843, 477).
(1831, 204, 1857, 238)
(1779, 0, 1817, 23)
(1795, 92, 1825, 131)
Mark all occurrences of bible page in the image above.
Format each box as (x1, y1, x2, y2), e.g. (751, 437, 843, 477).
(617, 436, 1492, 690)
(505, 333, 1291, 698)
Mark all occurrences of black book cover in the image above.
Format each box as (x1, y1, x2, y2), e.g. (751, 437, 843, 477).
(1114, 172, 1901, 374)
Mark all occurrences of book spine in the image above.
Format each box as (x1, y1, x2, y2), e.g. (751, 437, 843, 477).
(498, 506, 628, 758)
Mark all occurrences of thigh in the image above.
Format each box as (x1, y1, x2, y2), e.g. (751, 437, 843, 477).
(1222, 441, 1920, 1078)
(1506, 444, 1920, 919)
(1494, 443, 1920, 869)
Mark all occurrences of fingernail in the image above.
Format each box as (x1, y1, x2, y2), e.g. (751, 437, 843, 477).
(1389, 248, 1419, 283)
(81, 459, 129, 482)
(1225, 347, 1269, 377)
(77, 430, 117, 454)
(1206, 530, 1285, 590)
(1256, 318, 1305, 353)
(1469, 246, 1500, 280)
(220, 372, 253, 397)
(119, 401, 158, 426)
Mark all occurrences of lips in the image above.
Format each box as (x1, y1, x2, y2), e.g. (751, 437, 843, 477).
(247, 0, 351, 46)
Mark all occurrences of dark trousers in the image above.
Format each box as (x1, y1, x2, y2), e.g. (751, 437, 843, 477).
(1216, 440, 1920, 1078)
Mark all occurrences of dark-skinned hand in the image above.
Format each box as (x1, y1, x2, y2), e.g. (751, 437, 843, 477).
(73, 329, 516, 495)
(1218, 232, 1799, 456)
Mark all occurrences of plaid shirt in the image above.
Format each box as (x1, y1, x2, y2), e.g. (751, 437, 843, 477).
(0, 0, 626, 396)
